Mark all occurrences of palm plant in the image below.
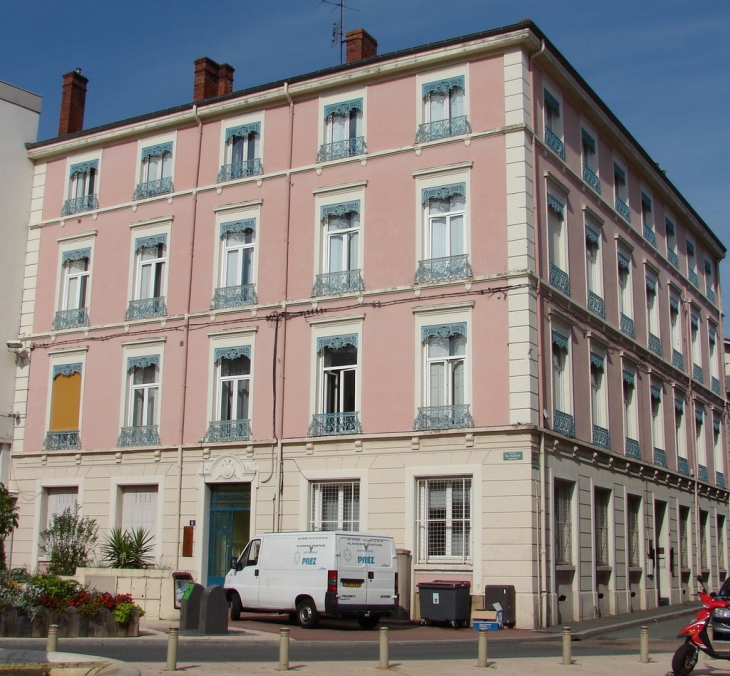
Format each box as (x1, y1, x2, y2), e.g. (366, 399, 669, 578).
(101, 528, 154, 569)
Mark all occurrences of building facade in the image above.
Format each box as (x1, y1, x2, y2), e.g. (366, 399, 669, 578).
(8, 22, 727, 627)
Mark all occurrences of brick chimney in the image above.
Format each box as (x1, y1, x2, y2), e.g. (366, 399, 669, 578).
(58, 70, 88, 136)
(346, 29, 378, 63)
(217, 63, 235, 96)
(194, 57, 221, 101)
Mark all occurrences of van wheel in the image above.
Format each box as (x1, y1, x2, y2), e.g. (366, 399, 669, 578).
(230, 593, 243, 621)
(357, 615, 380, 630)
(296, 598, 320, 629)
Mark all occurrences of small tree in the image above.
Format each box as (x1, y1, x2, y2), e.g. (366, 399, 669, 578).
(0, 483, 19, 570)
(40, 503, 98, 575)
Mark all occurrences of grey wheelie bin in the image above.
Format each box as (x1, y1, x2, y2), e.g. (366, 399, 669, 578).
(417, 580, 471, 627)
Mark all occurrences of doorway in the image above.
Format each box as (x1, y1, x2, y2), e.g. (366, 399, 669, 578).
(207, 483, 251, 586)
(654, 500, 670, 606)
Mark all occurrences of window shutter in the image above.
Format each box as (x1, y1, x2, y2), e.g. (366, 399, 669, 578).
(50, 372, 82, 431)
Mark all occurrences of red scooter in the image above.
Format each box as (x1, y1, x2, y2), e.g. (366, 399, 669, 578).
(673, 576, 730, 675)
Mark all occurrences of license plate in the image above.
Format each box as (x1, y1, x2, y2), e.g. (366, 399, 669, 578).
(342, 580, 363, 588)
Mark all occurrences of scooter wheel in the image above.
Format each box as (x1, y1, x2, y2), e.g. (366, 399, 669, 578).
(671, 643, 699, 676)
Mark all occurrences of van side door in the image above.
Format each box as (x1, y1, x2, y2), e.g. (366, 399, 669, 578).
(236, 538, 262, 608)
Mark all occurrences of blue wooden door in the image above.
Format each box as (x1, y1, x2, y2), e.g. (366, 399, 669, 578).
(207, 484, 251, 586)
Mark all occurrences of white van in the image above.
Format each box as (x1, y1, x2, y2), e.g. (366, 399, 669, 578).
(224, 531, 398, 629)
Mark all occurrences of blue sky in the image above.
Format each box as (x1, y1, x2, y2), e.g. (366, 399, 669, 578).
(2, 0, 728, 317)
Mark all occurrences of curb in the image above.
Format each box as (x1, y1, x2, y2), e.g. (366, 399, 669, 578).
(569, 608, 696, 640)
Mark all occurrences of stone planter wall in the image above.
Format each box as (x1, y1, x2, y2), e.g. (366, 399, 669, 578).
(0, 605, 140, 637)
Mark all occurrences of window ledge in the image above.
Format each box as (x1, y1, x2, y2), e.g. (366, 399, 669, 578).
(596, 565, 612, 573)
(629, 567, 643, 573)
(556, 564, 575, 572)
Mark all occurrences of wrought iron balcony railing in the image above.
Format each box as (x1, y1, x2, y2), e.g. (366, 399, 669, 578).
(212, 284, 257, 310)
(316, 137, 366, 163)
(592, 424, 611, 450)
(413, 405, 474, 431)
(582, 165, 601, 194)
(625, 438, 640, 459)
(672, 349, 685, 371)
(678, 457, 690, 476)
(648, 333, 662, 357)
(415, 116, 471, 143)
(712, 377, 721, 395)
(308, 412, 362, 437)
(61, 194, 98, 216)
(668, 249, 679, 268)
(708, 288, 717, 305)
(643, 225, 657, 247)
(620, 313, 635, 339)
(217, 159, 263, 182)
(693, 363, 704, 384)
(549, 264, 571, 296)
(125, 297, 167, 321)
(553, 410, 575, 438)
(206, 419, 251, 443)
(653, 447, 668, 468)
(414, 254, 472, 284)
(698, 464, 709, 483)
(312, 269, 364, 297)
(117, 425, 160, 448)
(615, 197, 630, 222)
(689, 270, 699, 287)
(133, 177, 173, 201)
(44, 430, 80, 451)
(717, 472, 726, 489)
(545, 128, 565, 160)
(52, 308, 89, 331)
(587, 291, 605, 319)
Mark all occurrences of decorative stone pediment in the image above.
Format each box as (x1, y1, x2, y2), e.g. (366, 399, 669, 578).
(202, 454, 256, 483)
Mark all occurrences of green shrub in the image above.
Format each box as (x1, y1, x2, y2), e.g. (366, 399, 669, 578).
(40, 503, 98, 576)
(101, 528, 154, 569)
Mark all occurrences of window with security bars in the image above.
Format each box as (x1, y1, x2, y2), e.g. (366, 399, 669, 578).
(594, 489, 610, 566)
(627, 495, 641, 568)
(309, 481, 359, 531)
(554, 481, 573, 565)
(417, 477, 471, 563)
(700, 510, 709, 571)
(718, 514, 726, 571)
(679, 506, 690, 570)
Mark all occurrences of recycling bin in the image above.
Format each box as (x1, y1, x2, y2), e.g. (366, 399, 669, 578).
(417, 580, 471, 627)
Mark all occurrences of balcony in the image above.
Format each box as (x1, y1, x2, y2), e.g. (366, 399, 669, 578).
(648, 333, 662, 357)
(625, 438, 640, 459)
(689, 270, 699, 287)
(217, 158, 263, 182)
(415, 116, 471, 144)
(553, 410, 575, 438)
(413, 405, 474, 431)
(549, 264, 571, 296)
(133, 177, 173, 201)
(713, 377, 721, 395)
(308, 412, 362, 437)
(708, 288, 717, 305)
(718, 472, 726, 489)
(587, 291, 605, 319)
(653, 447, 668, 468)
(615, 197, 630, 222)
(672, 349, 685, 371)
(44, 430, 80, 451)
(620, 313, 635, 339)
(668, 249, 679, 268)
(206, 419, 251, 443)
(125, 297, 167, 321)
(592, 425, 611, 450)
(414, 255, 472, 284)
(117, 425, 160, 448)
(545, 128, 565, 160)
(312, 269, 364, 297)
(693, 364, 704, 384)
(52, 308, 89, 331)
(643, 225, 657, 247)
(212, 284, 257, 310)
(698, 464, 709, 483)
(582, 165, 601, 194)
(316, 137, 366, 163)
(61, 194, 98, 217)
(678, 457, 690, 476)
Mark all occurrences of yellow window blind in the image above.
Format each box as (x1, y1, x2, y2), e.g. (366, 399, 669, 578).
(50, 372, 81, 431)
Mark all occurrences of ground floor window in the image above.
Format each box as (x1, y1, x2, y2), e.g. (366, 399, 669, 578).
(120, 485, 158, 544)
(416, 477, 471, 563)
(309, 481, 360, 531)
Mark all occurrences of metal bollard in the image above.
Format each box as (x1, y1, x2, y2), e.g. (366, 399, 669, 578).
(477, 628, 488, 668)
(379, 626, 389, 669)
(562, 626, 572, 665)
(165, 627, 179, 672)
(279, 627, 290, 671)
(47, 624, 58, 653)
(640, 625, 649, 663)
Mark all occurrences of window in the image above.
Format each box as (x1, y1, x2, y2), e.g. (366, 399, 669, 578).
(670, 292, 684, 370)
(690, 311, 702, 383)
(705, 259, 717, 304)
(687, 240, 698, 287)
(414, 323, 472, 431)
(695, 404, 708, 482)
(646, 273, 661, 356)
(590, 349, 610, 449)
(547, 193, 570, 295)
(623, 366, 639, 458)
(581, 127, 600, 193)
(713, 415, 724, 487)
(309, 335, 360, 436)
(415, 76, 471, 143)
(594, 489, 610, 567)
(709, 325, 721, 394)
(61, 160, 98, 216)
(700, 510, 709, 571)
(718, 514, 726, 571)
(44, 363, 82, 450)
(44, 488, 78, 528)
(551, 330, 574, 438)
(312, 202, 363, 296)
(416, 477, 471, 563)
(120, 486, 158, 546)
(614, 161, 629, 221)
(618, 249, 635, 338)
(309, 481, 360, 531)
(641, 192, 655, 246)
(585, 222, 604, 318)
(414, 184, 472, 283)
(627, 495, 641, 568)
(554, 480, 573, 565)
(133, 142, 173, 200)
(317, 100, 365, 162)
(118, 356, 160, 447)
(53, 248, 90, 330)
(679, 506, 691, 569)
(206, 347, 251, 442)
(651, 381, 666, 467)
(126, 235, 167, 320)
(543, 88, 565, 160)
(666, 218, 679, 268)
(218, 122, 262, 181)
(212, 220, 257, 309)
(675, 395, 689, 474)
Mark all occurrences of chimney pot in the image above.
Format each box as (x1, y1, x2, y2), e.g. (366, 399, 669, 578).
(58, 70, 88, 137)
(345, 28, 378, 63)
(193, 57, 221, 101)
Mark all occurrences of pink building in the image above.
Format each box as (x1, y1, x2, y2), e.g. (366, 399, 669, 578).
(9, 21, 727, 627)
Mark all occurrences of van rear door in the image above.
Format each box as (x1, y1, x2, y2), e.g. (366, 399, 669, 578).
(363, 536, 396, 607)
(336, 535, 368, 609)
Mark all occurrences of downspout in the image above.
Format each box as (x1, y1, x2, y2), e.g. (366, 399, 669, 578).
(529, 38, 548, 628)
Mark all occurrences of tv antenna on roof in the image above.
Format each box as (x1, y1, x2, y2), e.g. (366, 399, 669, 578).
(319, 0, 359, 64)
